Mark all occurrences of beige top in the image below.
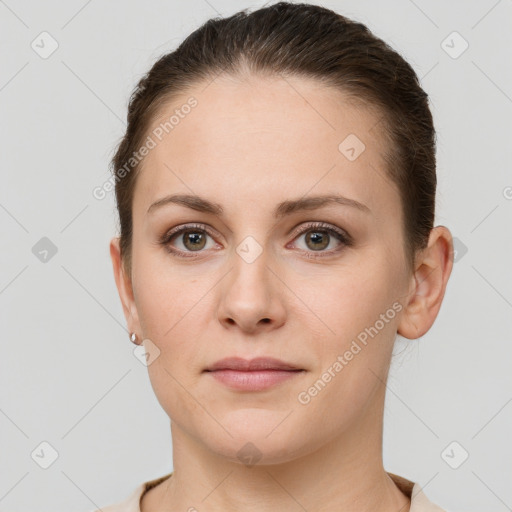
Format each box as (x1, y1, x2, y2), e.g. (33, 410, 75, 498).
(95, 472, 447, 511)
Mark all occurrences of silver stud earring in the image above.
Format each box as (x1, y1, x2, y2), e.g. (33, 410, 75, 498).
(130, 332, 138, 345)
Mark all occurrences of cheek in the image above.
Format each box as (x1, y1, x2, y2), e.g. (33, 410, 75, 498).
(137, 271, 208, 424)
(133, 251, 209, 341)
(132, 251, 215, 359)
(146, 360, 206, 437)
(297, 257, 401, 388)
(298, 259, 397, 339)
(293, 274, 399, 429)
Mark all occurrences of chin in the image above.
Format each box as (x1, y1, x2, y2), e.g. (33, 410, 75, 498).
(198, 418, 313, 467)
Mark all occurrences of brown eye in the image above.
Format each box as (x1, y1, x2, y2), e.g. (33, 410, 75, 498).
(160, 223, 217, 258)
(304, 230, 330, 251)
(290, 222, 352, 258)
(181, 230, 207, 251)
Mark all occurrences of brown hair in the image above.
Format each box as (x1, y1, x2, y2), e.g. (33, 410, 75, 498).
(111, 1, 436, 277)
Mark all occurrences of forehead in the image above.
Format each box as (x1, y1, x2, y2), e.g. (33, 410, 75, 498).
(134, 74, 398, 221)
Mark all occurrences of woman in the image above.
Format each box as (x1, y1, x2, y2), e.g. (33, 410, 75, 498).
(103, 2, 454, 511)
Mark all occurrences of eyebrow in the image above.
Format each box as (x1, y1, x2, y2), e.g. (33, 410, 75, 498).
(146, 193, 371, 217)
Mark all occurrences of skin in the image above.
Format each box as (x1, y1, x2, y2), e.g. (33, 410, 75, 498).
(110, 73, 453, 512)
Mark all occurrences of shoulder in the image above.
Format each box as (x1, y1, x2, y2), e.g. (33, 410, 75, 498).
(93, 471, 454, 512)
(388, 472, 448, 512)
(90, 473, 173, 512)
(410, 481, 448, 512)
(90, 484, 144, 512)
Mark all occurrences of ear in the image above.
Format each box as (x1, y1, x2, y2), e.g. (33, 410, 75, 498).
(397, 226, 454, 340)
(110, 236, 141, 337)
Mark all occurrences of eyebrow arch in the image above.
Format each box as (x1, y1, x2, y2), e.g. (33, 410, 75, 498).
(146, 193, 371, 217)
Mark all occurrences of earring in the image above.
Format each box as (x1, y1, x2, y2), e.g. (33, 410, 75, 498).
(129, 332, 139, 345)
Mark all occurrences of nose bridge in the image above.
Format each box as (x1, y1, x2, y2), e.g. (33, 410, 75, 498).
(229, 237, 273, 305)
(217, 235, 286, 331)
(227, 217, 273, 289)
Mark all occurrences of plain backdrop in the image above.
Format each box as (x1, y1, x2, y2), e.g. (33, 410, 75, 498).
(1, 1, 511, 511)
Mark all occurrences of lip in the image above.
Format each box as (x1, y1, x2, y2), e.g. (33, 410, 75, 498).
(204, 356, 301, 372)
(204, 357, 305, 392)
(207, 369, 304, 391)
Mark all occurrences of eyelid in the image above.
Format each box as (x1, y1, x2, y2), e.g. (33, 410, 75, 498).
(166, 222, 206, 236)
(288, 221, 352, 245)
(160, 222, 217, 242)
(159, 221, 352, 258)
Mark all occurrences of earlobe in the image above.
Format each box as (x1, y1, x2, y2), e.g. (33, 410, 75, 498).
(109, 237, 140, 335)
(397, 226, 454, 340)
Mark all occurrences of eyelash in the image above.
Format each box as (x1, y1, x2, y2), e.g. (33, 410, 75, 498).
(158, 222, 353, 259)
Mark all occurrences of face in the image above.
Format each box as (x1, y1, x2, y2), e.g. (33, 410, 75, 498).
(113, 74, 416, 464)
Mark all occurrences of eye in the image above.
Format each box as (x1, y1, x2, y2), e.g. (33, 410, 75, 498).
(159, 223, 218, 258)
(289, 222, 352, 257)
(159, 221, 353, 259)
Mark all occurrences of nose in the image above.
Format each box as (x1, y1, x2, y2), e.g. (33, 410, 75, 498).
(216, 248, 286, 334)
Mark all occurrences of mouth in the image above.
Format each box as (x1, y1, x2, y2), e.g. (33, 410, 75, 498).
(206, 369, 304, 391)
(203, 357, 305, 391)
(204, 356, 303, 372)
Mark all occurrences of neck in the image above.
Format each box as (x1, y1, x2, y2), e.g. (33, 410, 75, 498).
(142, 387, 410, 512)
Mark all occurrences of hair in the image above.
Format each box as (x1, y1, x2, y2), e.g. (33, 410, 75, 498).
(111, 1, 436, 277)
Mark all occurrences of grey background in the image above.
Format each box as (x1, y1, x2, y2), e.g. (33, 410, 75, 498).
(1, 1, 511, 511)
